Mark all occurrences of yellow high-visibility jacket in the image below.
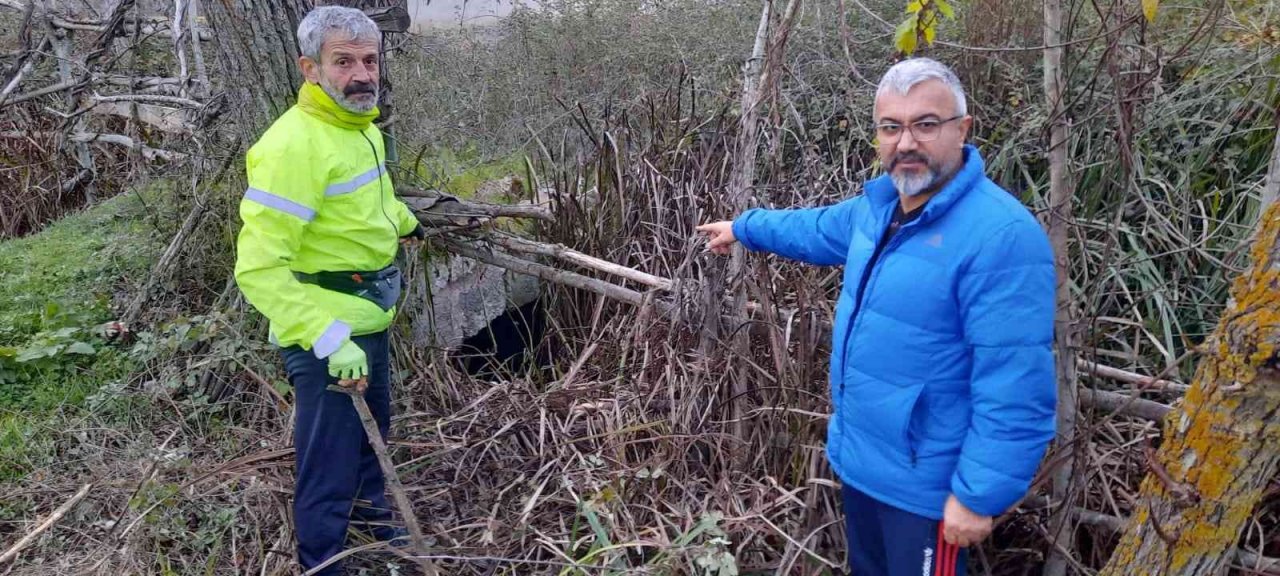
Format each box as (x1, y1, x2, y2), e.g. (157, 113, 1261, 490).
(234, 82, 419, 358)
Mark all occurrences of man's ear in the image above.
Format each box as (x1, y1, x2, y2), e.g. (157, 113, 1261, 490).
(959, 115, 973, 144)
(299, 55, 320, 84)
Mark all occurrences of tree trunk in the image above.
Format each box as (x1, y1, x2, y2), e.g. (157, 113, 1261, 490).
(203, 0, 407, 141)
(202, 0, 310, 137)
(1098, 199, 1280, 574)
(1041, 0, 1078, 572)
(713, 0, 771, 468)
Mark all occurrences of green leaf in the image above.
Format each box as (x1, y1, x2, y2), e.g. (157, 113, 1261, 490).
(579, 501, 612, 548)
(17, 344, 62, 362)
(924, 24, 936, 44)
(66, 342, 96, 355)
(895, 14, 919, 55)
(52, 327, 79, 338)
(906, 0, 923, 13)
(936, 0, 955, 19)
(1142, 0, 1158, 22)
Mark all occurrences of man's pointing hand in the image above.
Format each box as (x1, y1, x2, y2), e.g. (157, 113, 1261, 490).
(695, 221, 737, 255)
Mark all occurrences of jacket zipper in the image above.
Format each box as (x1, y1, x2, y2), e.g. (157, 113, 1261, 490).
(838, 206, 919, 392)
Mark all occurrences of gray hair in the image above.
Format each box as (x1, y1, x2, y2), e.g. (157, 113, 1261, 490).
(876, 57, 968, 117)
(297, 6, 380, 61)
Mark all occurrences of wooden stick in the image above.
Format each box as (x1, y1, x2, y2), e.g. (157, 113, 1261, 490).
(0, 79, 83, 107)
(90, 101, 195, 134)
(404, 193, 553, 222)
(1077, 359, 1188, 392)
(325, 385, 440, 576)
(440, 238, 673, 315)
(119, 144, 238, 326)
(69, 132, 187, 161)
(0, 35, 51, 103)
(485, 232, 673, 291)
(91, 93, 203, 108)
(0, 483, 93, 565)
(1078, 387, 1172, 421)
(96, 74, 182, 88)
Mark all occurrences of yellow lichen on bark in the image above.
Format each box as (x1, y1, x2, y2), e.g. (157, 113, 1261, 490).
(1099, 203, 1280, 575)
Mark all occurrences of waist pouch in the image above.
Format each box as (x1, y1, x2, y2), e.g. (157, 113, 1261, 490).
(294, 265, 402, 312)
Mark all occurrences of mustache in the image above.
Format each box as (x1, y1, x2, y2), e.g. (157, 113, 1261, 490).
(890, 152, 930, 171)
(344, 81, 377, 96)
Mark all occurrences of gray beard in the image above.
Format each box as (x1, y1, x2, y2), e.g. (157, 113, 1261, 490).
(320, 78, 377, 114)
(891, 167, 937, 197)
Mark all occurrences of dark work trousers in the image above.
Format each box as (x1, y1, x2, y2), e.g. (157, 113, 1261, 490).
(281, 330, 395, 576)
(843, 484, 968, 576)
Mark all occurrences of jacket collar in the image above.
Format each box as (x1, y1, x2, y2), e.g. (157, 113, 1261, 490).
(864, 144, 986, 224)
(296, 81, 380, 131)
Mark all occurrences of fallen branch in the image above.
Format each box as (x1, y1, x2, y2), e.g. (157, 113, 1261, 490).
(440, 237, 671, 314)
(0, 34, 51, 104)
(91, 101, 194, 134)
(0, 79, 84, 107)
(1078, 387, 1173, 421)
(1078, 359, 1189, 392)
(404, 192, 553, 222)
(0, 483, 93, 565)
(96, 74, 183, 91)
(69, 132, 186, 161)
(325, 385, 440, 576)
(485, 232, 673, 291)
(119, 194, 201, 326)
(91, 92, 203, 109)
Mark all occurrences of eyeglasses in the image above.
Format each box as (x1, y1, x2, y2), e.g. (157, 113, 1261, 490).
(874, 115, 964, 142)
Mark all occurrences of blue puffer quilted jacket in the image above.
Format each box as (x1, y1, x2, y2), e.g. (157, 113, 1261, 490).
(732, 145, 1057, 519)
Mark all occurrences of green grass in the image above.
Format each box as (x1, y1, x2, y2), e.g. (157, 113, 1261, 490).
(0, 189, 164, 412)
(0, 191, 161, 341)
(0, 188, 169, 481)
(408, 145, 526, 201)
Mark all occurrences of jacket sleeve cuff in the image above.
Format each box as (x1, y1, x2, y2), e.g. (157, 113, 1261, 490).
(950, 457, 1027, 517)
(312, 320, 352, 359)
(732, 211, 759, 252)
(401, 223, 425, 240)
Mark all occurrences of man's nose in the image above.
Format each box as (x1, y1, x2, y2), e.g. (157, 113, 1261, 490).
(895, 127, 919, 153)
(352, 61, 377, 83)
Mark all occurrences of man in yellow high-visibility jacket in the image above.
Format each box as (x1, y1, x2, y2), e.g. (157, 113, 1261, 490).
(232, 6, 423, 574)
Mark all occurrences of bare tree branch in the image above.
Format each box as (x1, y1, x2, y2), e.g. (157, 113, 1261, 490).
(91, 93, 203, 108)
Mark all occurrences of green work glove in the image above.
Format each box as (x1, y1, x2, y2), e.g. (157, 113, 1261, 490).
(326, 340, 368, 381)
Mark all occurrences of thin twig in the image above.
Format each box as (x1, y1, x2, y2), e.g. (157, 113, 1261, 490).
(0, 483, 93, 565)
(326, 385, 441, 576)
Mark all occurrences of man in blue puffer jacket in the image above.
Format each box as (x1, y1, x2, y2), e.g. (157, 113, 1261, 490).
(698, 58, 1056, 575)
